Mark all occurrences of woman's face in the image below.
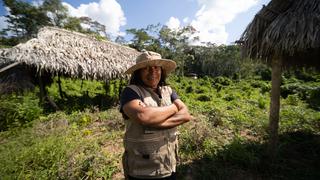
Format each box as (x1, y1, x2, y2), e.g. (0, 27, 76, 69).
(140, 66, 162, 88)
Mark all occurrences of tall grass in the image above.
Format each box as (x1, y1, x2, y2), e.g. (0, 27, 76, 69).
(1, 73, 320, 179)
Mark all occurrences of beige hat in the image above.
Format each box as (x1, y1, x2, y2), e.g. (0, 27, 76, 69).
(125, 50, 176, 75)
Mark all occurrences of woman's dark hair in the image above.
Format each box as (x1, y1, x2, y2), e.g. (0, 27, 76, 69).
(129, 68, 168, 86)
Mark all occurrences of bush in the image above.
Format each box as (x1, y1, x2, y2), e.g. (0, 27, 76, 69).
(254, 65, 271, 81)
(0, 108, 123, 179)
(250, 80, 270, 93)
(223, 95, 235, 101)
(216, 138, 261, 169)
(306, 87, 320, 110)
(285, 94, 300, 106)
(213, 76, 232, 86)
(258, 97, 267, 109)
(0, 92, 42, 131)
(207, 109, 223, 126)
(185, 86, 193, 93)
(197, 95, 211, 102)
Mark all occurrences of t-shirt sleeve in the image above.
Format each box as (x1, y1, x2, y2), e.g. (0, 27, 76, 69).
(171, 89, 179, 102)
(120, 87, 141, 113)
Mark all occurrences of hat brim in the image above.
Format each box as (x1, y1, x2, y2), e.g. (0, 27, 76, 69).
(125, 59, 177, 75)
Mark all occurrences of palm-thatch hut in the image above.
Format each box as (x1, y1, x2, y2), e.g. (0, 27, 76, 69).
(239, 0, 320, 158)
(0, 27, 140, 108)
(0, 26, 139, 80)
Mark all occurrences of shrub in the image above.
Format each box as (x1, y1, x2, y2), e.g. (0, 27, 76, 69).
(197, 95, 211, 102)
(223, 95, 235, 101)
(213, 76, 232, 86)
(195, 88, 206, 94)
(280, 83, 309, 99)
(258, 97, 267, 109)
(0, 92, 42, 131)
(185, 86, 193, 93)
(216, 138, 262, 169)
(306, 87, 320, 110)
(254, 65, 271, 81)
(285, 94, 300, 106)
(250, 80, 270, 93)
(207, 109, 223, 126)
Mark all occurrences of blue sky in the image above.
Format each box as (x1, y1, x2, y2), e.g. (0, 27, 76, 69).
(0, 0, 271, 45)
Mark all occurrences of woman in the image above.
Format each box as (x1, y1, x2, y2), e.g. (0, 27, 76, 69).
(120, 50, 192, 180)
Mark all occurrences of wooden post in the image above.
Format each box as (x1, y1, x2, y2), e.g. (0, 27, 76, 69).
(268, 56, 282, 160)
(118, 79, 124, 100)
(104, 81, 110, 96)
(38, 72, 60, 111)
(38, 73, 45, 105)
(58, 75, 64, 99)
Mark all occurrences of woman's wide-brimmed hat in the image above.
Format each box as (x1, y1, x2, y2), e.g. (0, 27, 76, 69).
(125, 50, 176, 75)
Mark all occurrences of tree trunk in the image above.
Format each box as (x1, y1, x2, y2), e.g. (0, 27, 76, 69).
(268, 56, 282, 160)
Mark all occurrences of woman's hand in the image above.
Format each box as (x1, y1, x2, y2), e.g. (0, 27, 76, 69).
(153, 99, 193, 129)
(123, 99, 178, 126)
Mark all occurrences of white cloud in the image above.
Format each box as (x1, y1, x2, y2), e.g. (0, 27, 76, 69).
(31, 0, 44, 7)
(62, 0, 126, 37)
(190, 0, 258, 45)
(183, 17, 190, 23)
(166, 17, 181, 30)
(0, 16, 8, 31)
(0, 7, 9, 32)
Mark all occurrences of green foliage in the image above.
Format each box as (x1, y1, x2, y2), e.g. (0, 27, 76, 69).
(63, 16, 82, 31)
(125, 23, 257, 79)
(250, 80, 271, 94)
(280, 80, 320, 110)
(46, 77, 123, 113)
(306, 87, 320, 110)
(0, 109, 123, 179)
(207, 108, 224, 127)
(257, 97, 267, 109)
(126, 25, 158, 51)
(202, 45, 242, 77)
(1, 0, 109, 46)
(0, 36, 20, 47)
(280, 104, 320, 133)
(285, 94, 300, 106)
(1, 72, 320, 179)
(216, 138, 261, 169)
(42, 0, 68, 27)
(185, 85, 194, 93)
(0, 92, 42, 131)
(254, 64, 271, 81)
(213, 76, 232, 86)
(3, 0, 50, 39)
(0, 44, 12, 48)
(197, 94, 211, 102)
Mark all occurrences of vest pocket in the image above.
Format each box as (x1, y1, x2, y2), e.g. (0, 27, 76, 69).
(126, 139, 172, 177)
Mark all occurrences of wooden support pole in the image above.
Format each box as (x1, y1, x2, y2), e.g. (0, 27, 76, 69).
(118, 79, 124, 100)
(268, 56, 282, 160)
(0, 62, 20, 73)
(38, 74, 45, 105)
(104, 81, 110, 96)
(58, 75, 64, 99)
(38, 72, 60, 111)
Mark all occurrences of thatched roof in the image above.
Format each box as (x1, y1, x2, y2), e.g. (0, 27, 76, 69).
(0, 27, 140, 80)
(239, 0, 320, 66)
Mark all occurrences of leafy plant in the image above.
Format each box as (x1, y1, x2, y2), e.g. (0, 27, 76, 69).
(0, 92, 42, 131)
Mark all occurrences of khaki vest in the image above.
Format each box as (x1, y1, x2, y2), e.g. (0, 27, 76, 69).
(123, 85, 178, 179)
